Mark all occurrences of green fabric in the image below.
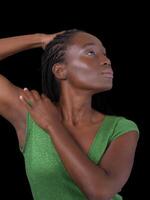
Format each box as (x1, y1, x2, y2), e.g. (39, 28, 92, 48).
(22, 113, 139, 200)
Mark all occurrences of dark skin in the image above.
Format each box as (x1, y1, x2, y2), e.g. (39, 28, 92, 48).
(0, 31, 64, 60)
(0, 31, 63, 145)
(19, 33, 139, 199)
(0, 32, 139, 200)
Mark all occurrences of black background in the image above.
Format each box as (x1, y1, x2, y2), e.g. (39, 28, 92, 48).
(0, 2, 147, 199)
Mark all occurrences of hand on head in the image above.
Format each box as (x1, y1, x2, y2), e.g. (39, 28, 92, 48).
(41, 31, 65, 50)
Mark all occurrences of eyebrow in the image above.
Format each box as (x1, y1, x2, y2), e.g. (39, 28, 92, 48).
(82, 43, 96, 48)
(82, 43, 106, 53)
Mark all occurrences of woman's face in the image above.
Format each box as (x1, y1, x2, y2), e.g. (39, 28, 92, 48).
(64, 32, 113, 94)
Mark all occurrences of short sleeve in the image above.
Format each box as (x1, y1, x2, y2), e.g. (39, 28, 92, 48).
(110, 117, 140, 142)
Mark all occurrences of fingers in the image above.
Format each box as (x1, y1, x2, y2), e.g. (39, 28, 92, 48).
(19, 88, 41, 110)
(31, 90, 41, 101)
(42, 31, 65, 49)
(19, 88, 51, 110)
(41, 93, 50, 103)
(41, 93, 54, 107)
(41, 93, 47, 99)
(19, 95, 32, 111)
(54, 30, 65, 37)
(51, 31, 65, 41)
(23, 88, 35, 102)
(23, 88, 41, 101)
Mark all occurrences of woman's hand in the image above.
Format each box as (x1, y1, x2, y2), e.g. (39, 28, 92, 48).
(19, 88, 61, 132)
(41, 31, 65, 49)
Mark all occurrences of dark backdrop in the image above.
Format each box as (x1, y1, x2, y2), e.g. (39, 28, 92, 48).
(0, 3, 147, 199)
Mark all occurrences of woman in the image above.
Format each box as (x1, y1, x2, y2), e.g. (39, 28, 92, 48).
(0, 29, 139, 200)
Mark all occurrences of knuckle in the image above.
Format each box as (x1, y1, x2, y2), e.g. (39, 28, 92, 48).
(32, 90, 39, 96)
(31, 89, 37, 93)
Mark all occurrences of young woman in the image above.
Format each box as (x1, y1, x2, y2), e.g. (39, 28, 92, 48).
(0, 29, 139, 200)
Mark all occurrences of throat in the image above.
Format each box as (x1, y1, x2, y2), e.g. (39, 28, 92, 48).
(61, 111, 105, 129)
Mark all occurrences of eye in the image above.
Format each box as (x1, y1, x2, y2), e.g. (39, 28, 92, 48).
(86, 50, 96, 56)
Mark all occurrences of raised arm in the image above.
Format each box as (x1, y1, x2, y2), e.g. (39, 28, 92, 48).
(0, 31, 64, 60)
(0, 31, 64, 147)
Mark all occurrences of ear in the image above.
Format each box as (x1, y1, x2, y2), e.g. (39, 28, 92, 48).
(52, 63, 67, 80)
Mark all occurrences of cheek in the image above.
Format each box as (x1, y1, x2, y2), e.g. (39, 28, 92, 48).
(66, 59, 113, 91)
(67, 60, 95, 83)
(67, 63, 101, 90)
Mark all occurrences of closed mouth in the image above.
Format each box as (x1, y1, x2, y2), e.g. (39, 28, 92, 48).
(101, 70, 114, 78)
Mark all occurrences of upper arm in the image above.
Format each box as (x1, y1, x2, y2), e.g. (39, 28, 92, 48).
(0, 74, 27, 129)
(98, 131, 139, 196)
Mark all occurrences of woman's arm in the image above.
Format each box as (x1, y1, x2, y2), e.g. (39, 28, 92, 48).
(0, 34, 43, 60)
(0, 32, 63, 60)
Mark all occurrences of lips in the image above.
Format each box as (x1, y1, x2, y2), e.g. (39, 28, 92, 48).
(101, 70, 114, 78)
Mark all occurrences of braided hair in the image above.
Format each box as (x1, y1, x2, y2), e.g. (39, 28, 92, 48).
(41, 29, 82, 103)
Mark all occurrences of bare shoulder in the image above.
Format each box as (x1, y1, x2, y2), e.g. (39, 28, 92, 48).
(0, 74, 27, 146)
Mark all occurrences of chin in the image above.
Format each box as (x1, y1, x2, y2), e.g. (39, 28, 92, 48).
(105, 82, 113, 90)
(94, 83, 113, 93)
(103, 85, 113, 92)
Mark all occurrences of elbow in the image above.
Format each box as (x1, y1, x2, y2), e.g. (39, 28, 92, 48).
(88, 187, 120, 200)
(88, 191, 111, 200)
(0, 54, 7, 61)
(0, 56, 4, 61)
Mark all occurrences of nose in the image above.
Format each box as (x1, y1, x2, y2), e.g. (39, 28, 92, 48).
(100, 55, 111, 66)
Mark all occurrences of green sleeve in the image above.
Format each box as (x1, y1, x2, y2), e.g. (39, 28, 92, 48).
(110, 117, 140, 141)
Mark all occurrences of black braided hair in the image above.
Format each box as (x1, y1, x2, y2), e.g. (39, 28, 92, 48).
(41, 29, 82, 103)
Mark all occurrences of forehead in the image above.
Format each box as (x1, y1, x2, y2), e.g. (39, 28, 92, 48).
(69, 32, 104, 49)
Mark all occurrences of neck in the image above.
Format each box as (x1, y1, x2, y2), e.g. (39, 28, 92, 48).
(55, 88, 96, 127)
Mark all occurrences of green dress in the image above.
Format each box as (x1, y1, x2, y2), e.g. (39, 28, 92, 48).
(22, 113, 139, 200)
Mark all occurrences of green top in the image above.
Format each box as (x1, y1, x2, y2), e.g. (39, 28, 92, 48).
(22, 113, 139, 200)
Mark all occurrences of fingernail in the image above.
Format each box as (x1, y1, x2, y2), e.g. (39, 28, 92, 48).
(24, 88, 28, 91)
(19, 95, 23, 100)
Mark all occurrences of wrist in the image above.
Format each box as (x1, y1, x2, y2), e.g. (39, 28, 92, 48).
(32, 33, 45, 48)
(47, 121, 63, 134)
